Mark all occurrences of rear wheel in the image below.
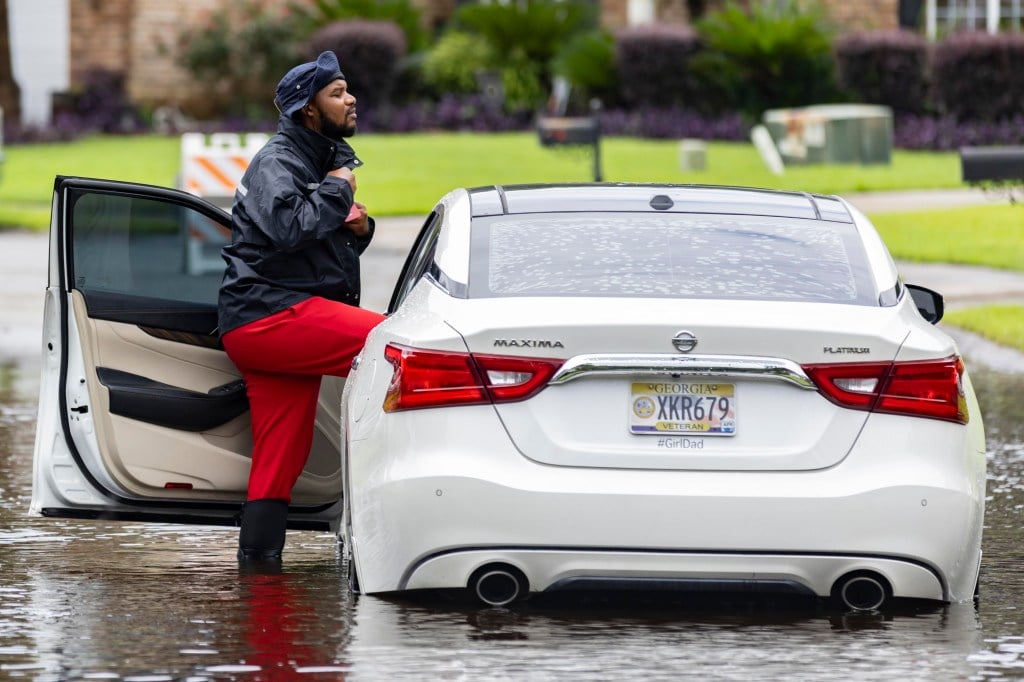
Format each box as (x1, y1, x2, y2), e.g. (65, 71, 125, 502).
(347, 558, 361, 595)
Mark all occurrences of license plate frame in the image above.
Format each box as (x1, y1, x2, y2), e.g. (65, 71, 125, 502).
(629, 381, 737, 436)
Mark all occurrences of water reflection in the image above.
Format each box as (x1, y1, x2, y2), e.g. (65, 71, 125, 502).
(4, 530, 353, 680)
(346, 593, 982, 680)
(0, 363, 1022, 680)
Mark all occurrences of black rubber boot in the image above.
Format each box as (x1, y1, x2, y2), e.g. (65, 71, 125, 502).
(237, 498, 288, 563)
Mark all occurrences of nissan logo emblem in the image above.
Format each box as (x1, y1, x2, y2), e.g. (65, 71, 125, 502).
(672, 330, 698, 353)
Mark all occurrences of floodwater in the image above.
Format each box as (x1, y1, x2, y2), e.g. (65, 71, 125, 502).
(1, 360, 1023, 681)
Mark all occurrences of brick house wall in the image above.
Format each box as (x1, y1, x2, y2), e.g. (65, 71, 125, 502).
(71, 0, 234, 113)
(69, 0, 134, 89)
(69, 0, 899, 114)
(70, 0, 448, 113)
(601, 0, 898, 30)
(818, 0, 899, 31)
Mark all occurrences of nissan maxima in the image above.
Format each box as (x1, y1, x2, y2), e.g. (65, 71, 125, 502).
(31, 179, 985, 612)
(340, 183, 985, 610)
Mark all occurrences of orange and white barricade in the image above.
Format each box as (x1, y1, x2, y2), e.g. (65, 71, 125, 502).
(180, 132, 269, 275)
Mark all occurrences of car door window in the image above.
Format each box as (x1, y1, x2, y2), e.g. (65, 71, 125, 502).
(388, 210, 442, 313)
(69, 188, 229, 331)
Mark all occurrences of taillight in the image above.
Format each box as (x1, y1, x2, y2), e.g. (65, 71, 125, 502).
(804, 356, 968, 424)
(383, 343, 563, 412)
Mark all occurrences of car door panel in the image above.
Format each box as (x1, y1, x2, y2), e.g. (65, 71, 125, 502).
(33, 177, 343, 528)
(69, 290, 253, 499)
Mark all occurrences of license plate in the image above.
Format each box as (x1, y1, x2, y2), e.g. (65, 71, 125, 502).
(630, 382, 737, 436)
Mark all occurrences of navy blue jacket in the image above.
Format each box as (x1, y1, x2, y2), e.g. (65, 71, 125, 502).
(218, 116, 373, 335)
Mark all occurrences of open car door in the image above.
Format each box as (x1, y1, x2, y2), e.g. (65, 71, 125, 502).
(31, 177, 344, 531)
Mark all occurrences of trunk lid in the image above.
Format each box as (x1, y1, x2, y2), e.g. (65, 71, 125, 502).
(447, 297, 909, 471)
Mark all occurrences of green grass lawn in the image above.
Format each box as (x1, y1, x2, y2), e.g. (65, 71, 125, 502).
(0, 132, 965, 231)
(868, 205, 1024, 355)
(944, 305, 1024, 353)
(0, 135, 182, 231)
(870, 205, 1024, 272)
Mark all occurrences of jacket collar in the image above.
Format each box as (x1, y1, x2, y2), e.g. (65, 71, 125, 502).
(277, 115, 338, 173)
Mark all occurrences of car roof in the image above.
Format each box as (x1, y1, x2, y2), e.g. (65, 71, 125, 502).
(467, 183, 853, 223)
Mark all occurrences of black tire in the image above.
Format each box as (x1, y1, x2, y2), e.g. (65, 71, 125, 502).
(347, 558, 361, 596)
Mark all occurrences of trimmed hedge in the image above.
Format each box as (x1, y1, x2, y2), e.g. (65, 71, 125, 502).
(599, 107, 747, 140)
(614, 25, 702, 108)
(835, 30, 928, 113)
(931, 31, 1024, 121)
(305, 20, 407, 110)
(344, 96, 747, 141)
(895, 113, 1024, 150)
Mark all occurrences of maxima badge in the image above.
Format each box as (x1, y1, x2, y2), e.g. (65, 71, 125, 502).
(672, 330, 698, 353)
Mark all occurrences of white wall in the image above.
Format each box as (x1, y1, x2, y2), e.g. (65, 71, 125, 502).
(627, 0, 656, 24)
(8, 0, 69, 125)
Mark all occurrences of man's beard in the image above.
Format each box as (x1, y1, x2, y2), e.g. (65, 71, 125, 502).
(319, 107, 356, 140)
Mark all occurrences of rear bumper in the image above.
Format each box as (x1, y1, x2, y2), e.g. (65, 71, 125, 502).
(402, 548, 944, 601)
(346, 407, 985, 603)
(350, 475, 976, 601)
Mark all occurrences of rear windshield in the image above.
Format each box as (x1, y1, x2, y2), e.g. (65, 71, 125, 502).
(468, 212, 876, 305)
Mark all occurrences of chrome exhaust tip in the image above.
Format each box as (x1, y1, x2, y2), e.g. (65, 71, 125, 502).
(470, 565, 527, 607)
(834, 572, 889, 611)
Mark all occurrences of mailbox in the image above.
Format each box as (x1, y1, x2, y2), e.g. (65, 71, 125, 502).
(960, 146, 1024, 183)
(536, 113, 603, 181)
(537, 116, 599, 147)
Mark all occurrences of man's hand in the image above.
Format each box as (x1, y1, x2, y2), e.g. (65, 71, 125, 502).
(329, 166, 356, 192)
(345, 201, 370, 237)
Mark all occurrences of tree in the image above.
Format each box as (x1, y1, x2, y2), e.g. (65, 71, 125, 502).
(0, 0, 20, 124)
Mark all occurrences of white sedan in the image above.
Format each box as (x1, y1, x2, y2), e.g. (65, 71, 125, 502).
(340, 183, 985, 610)
(30, 179, 985, 611)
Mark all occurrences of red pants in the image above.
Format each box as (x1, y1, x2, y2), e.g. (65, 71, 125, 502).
(221, 296, 385, 502)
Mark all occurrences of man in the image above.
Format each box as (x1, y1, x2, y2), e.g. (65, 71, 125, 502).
(218, 51, 386, 562)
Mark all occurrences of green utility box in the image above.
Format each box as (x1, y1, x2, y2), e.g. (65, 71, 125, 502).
(762, 104, 893, 166)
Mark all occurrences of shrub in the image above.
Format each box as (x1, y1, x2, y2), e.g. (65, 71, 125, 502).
(614, 25, 702, 109)
(895, 113, 1024, 150)
(692, 2, 842, 119)
(931, 31, 1024, 122)
(5, 68, 147, 143)
(304, 20, 407, 111)
(176, 1, 300, 119)
(351, 94, 534, 133)
(496, 66, 548, 114)
(835, 30, 929, 114)
(421, 31, 494, 97)
(551, 30, 619, 109)
(288, 0, 428, 53)
(64, 69, 143, 134)
(599, 107, 748, 140)
(420, 31, 533, 112)
(349, 97, 744, 140)
(453, 0, 597, 109)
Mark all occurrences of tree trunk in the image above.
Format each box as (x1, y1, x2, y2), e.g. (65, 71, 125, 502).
(0, 0, 22, 125)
